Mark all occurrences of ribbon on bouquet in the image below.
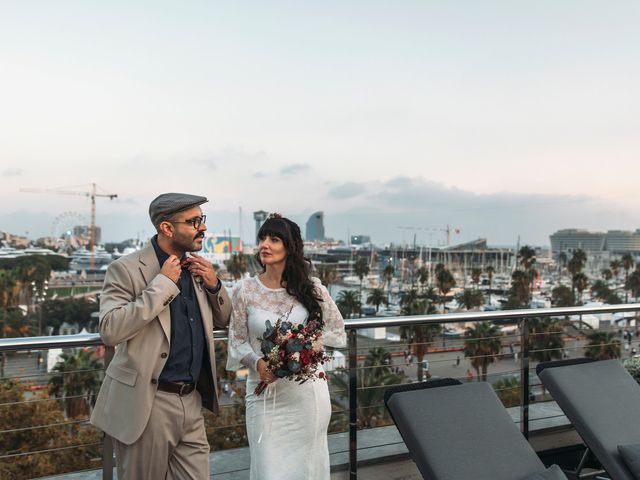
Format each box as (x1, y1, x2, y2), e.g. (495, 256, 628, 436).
(257, 381, 277, 444)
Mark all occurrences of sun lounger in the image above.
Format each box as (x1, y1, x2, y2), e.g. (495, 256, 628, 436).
(384, 378, 567, 480)
(537, 358, 640, 480)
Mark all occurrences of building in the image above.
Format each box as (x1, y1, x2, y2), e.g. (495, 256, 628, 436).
(350, 235, 371, 245)
(306, 211, 325, 241)
(252, 210, 268, 241)
(199, 232, 243, 264)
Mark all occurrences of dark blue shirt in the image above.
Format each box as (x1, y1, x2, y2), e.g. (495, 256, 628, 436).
(152, 236, 206, 384)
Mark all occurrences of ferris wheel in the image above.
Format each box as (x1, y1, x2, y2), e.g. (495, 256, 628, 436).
(50, 211, 89, 248)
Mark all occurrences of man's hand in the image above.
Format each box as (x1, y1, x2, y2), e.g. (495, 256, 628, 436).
(184, 253, 218, 290)
(161, 255, 181, 283)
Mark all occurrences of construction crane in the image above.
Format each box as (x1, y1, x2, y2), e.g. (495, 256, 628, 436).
(20, 183, 118, 269)
(396, 225, 461, 246)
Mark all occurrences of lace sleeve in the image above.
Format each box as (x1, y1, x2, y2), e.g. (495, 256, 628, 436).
(226, 281, 261, 372)
(313, 278, 347, 348)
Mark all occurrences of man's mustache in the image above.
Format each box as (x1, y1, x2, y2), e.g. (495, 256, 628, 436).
(194, 232, 205, 240)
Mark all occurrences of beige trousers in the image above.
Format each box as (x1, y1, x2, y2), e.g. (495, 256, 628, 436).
(114, 389, 210, 480)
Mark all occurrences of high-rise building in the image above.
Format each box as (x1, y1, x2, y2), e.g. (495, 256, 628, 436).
(253, 210, 268, 241)
(306, 211, 325, 241)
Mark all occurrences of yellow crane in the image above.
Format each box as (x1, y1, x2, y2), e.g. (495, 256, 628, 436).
(20, 183, 118, 269)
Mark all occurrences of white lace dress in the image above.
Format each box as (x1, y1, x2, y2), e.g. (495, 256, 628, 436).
(226, 276, 346, 480)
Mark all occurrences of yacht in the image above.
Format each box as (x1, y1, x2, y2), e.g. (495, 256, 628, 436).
(69, 246, 113, 272)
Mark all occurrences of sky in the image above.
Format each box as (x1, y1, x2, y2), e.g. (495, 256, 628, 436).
(1, 1, 639, 247)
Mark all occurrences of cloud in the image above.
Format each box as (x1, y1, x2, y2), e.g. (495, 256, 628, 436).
(327, 182, 369, 199)
(279, 163, 311, 175)
(2, 168, 23, 177)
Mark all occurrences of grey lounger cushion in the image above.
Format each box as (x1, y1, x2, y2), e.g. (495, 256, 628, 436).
(524, 464, 569, 480)
(539, 359, 640, 480)
(386, 381, 547, 480)
(618, 443, 640, 479)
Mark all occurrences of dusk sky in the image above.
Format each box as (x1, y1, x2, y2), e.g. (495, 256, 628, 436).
(1, 1, 639, 246)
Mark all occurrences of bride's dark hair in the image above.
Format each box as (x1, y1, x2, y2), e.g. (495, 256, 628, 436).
(256, 214, 323, 325)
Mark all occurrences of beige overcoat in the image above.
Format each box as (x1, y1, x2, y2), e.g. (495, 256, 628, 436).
(90, 243, 231, 445)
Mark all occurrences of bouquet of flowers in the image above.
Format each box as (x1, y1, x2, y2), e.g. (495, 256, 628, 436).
(255, 317, 330, 395)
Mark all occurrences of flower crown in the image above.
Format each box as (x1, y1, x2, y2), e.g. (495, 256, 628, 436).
(268, 212, 283, 219)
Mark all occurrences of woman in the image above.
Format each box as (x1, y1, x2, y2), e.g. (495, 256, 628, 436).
(227, 214, 346, 479)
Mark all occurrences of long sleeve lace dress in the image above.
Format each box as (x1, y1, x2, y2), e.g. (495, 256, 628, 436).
(226, 276, 346, 480)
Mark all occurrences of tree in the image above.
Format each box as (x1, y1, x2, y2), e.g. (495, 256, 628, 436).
(493, 376, 520, 407)
(551, 285, 575, 307)
(455, 289, 484, 311)
(366, 288, 387, 313)
(336, 290, 361, 319)
(485, 265, 495, 290)
(353, 257, 370, 297)
(464, 322, 502, 382)
(528, 318, 564, 364)
(625, 268, 640, 301)
(0, 379, 101, 479)
(621, 254, 635, 303)
(329, 349, 406, 430)
(40, 298, 98, 335)
(471, 268, 482, 288)
(49, 348, 103, 418)
(0, 269, 21, 339)
(584, 331, 621, 360)
(518, 246, 537, 271)
(416, 266, 429, 292)
(572, 272, 590, 305)
(315, 264, 338, 288)
(610, 259, 622, 281)
(601, 268, 613, 282)
(435, 267, 456, 312)
(224, 253, 248, 281)
(504, 270, 531, 309)
(383, 264, 395, 303)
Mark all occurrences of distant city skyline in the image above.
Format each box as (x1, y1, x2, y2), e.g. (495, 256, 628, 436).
(2, 1, 640, 246)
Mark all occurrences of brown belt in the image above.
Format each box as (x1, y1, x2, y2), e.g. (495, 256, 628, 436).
(157, 381, 196, 396)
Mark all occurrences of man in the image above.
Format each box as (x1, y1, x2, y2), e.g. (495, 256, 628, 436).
(90, 193, 231, 479)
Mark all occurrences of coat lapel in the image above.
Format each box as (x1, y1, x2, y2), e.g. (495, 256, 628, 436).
(138, 244, 171, 343)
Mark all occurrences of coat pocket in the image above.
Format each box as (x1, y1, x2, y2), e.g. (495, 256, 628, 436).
(106, 363, 138, 387)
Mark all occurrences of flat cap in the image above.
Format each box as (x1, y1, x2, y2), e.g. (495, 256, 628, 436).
(149, 193, 208, 227)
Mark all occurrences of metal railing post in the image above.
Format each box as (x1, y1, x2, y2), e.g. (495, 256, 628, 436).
(520, 317, 530, 439)
(348, 328, 358, 479)
(102, 346, 115, 480)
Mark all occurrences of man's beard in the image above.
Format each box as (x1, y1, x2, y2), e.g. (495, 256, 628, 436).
(173, 232, 205, 252)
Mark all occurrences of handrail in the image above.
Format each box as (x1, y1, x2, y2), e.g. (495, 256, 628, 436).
(1, 303, 638, 352)
(1, 303, 639, 480)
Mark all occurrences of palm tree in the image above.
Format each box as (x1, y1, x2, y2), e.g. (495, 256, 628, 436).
(486, 265, 495, 291)
(435, 267, 456, 312)
(610, 259, 622, 282)
(336, 290, 361, 319)
(584, 331, 621, 360)
(518, 246, 537, 271)
(49, 349, 103, 418)
(315, 264, 338, 288)
(366, 288, 387, 313)
(471, 268, 482, 289)
(505, 270, 531, 309)
(455, 289, 484, 311)
(572, 272, 589, 305)
(622, 254, 636, 303)
(464, 322, 502, 382)
(383, 264, 395, 303)
(528, 318, 564, 364)
(551, 285, 575, 307)
(353, 257, 370, 297)
(601, 268, 613, 282)
(416, 266, 429, 292)
(224, 253, 248, 280)
(399, 294, 439, 382)
(329, 349, 406, 429)
(625, 269, 640, 301)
